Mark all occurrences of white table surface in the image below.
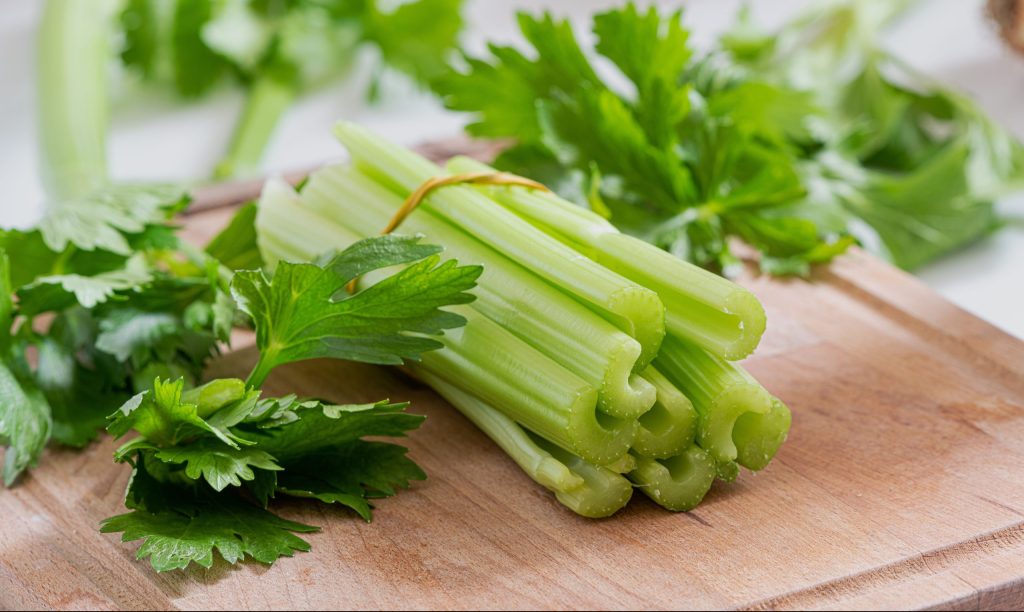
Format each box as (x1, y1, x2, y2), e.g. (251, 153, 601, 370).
(1, 0, 1021, 338)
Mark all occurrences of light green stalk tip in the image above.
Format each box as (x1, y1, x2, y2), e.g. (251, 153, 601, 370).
(629, 446, 717, 512)
(631, 366, 698, 459)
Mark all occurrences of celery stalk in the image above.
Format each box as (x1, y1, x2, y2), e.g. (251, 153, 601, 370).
(423, 371, 632, 517)
(331, 122, 666, 368)
(299, 164, 656, 419)
(415, 307, 634, 466)
(256, 181, 636, 465)
(214, 74, 297, 180)
(418, 371, 584, 492)
(447, 156, 766, 361)
(655, 335, 790, 471)
(255, 179, 364, 268)
(37, 0, 114, 200)
(631, 367, 698, 459)
(629, 446, 716, 512)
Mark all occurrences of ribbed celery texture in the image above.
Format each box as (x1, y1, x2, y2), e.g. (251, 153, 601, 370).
(446, 156, 767, 361)
(251, 125, 792, 518)
(333, 122, 667, 369)
(419, 372, 633, 518)
(300, 165, 656, 420)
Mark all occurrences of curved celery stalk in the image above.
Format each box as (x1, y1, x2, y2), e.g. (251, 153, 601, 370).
(332, 122, 666, 368)
(299, 165, 655, 419)
(37, 0, 114, 200)
(447, 157, 766, 361)
(629, 446, 716, 512)
(417, 308, 634, 466)
(655, 335, 790, 472)
(214, 75, 297, 180)
(632, 367, 697, 459)
(256, 181, 634, 465)
(421, 372, 632, 518)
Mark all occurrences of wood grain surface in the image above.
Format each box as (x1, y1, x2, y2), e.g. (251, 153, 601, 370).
(2, 147, 1023, 610)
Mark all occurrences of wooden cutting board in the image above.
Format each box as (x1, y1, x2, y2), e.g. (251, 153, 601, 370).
(2, 144, 1023, 611)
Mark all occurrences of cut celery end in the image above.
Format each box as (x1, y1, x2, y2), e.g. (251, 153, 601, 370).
(420, 371, 584, 492)
(655, 335, 773, 466)
(631, 367, 698, 459)
(531, 434, 633, 518)
(446, 157, 766, 360)
(734, 397, 792, 471)
(418, 308, 634, 466)
(715, 460, 740, 483)
(424, 371, 631, 518)
(300, 165, 654, 419)
(629, 446, 716, 512)
(332, 122, 666, 366)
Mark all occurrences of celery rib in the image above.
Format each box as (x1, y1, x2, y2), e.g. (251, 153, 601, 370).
(420, 370, 633, 518)
(332, 122, 666, 368)
(215, 74, 297, 180)
(446, 157, 766, 361)
(655, 335, 790, 471)
(416, 307, 634, 466)
(631, 367, 698, 460)
(299, 165, 656, 419)
(629, 446, 717, 512)
(38, 0, 112, 199)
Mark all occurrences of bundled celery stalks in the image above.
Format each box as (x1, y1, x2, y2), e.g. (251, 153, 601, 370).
(256, 123, 792, 516)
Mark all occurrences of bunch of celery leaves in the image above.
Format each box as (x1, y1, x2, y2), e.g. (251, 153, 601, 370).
(433, 1, 1024, 275)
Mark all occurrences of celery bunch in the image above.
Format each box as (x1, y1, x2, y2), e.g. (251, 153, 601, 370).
(255, 124, 791, 517)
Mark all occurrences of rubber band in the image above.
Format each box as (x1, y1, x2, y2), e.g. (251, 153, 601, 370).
(346, 171, 550, 293)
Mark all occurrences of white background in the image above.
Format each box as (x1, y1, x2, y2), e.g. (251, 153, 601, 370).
(1, 0, 1021, 337)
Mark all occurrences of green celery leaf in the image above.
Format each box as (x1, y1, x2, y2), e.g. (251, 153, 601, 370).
(154, 439, 282, 491)
(245, 468, 279, 507)
(119, 0, 161, 78)
(231, 235, 480, 376)
(100, 496, 316, 572)
(107, 377, 245, 448)
(250, 400, 424, 460)
(171, 0, 231, 97)
(39, 184, 187, 255)
(277, 441, 425, 521)
(204, 201, 264, 271)
(36, 335, 126, 448)
(0, 361, 52, 486)
(17, 254, 153, 315)
(362, 0, 463, 85)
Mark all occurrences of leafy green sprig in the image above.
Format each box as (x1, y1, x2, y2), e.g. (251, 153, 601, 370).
(0, 186, 481, 570)
(432, 1, 1024, 275)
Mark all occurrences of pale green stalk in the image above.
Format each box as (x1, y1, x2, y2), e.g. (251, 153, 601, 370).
(628, 446, 717, 512)
(447, 156, 766, 361)
(332, 122, 666, 368)
(214, 75, 297, 180)
(631, 367, 698, 459)
(37, 0, 114, 200)
(299, 164, 655, 419)
(655, 334, 791, 471)
(421, 372, 633, 518)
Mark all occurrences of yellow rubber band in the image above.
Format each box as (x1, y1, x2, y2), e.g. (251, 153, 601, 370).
(346, 171, 550, 293)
